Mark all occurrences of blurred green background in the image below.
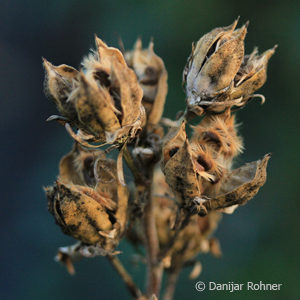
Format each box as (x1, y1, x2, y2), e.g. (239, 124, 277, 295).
(0, 0, 299, 299)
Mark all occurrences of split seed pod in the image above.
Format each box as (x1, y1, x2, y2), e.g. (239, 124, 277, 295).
(125, 39, 168, 128)
(43, 36, 146, 146)
(184, 19, 247, 114)
(46, 144, 129, 254)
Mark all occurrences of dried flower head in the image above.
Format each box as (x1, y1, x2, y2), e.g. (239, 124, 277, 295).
(125, 39, 168, 129)
(43, 36, 146, 146)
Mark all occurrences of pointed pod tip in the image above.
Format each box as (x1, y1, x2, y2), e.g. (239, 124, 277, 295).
(42, 57, 53, 69)
(95, 35, 107, 49)
(134, 37, 142, 50)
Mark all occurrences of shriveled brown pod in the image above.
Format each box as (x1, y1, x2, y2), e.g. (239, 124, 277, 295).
(184, 19, 247, 114)
(46, 145, 129, 256)
(125, 39, 168, 128)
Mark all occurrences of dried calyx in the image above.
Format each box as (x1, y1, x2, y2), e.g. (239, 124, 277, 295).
(184, 18, 276, 114)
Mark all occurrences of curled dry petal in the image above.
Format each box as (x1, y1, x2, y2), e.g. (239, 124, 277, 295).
(125, 39, 168, 127)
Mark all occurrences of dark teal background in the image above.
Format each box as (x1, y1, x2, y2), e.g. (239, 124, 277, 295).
(0, 0, 299, 299)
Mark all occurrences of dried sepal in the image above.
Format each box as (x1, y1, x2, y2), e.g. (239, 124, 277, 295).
(162, 122, 202, 202)
(125, 39, 168, 128)
(230, 45, 277, 106)
(203, 153, 271, 211)
(184, 19, 247, 114)
(43, 58, 79, 122)
(55, 242, 121, 274)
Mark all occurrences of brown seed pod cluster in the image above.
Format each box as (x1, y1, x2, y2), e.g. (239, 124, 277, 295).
(44, 21, 275, 298)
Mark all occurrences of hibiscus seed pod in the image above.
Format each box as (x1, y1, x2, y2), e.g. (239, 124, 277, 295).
(43, 36, 146, 145)
(125, 39, 168, 128)
(46, 181, 114, 245)
(184, 19, 248, 114)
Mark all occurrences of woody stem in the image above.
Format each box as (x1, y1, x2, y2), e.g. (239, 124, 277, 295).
(142, 181, 164, 297)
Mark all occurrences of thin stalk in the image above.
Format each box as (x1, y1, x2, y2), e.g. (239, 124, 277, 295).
(107, 255, 143, 299)
(163, 270, 180, 300)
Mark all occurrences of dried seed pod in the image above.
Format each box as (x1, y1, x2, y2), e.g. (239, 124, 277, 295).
(230, 45, 277, 106)
(43, 36, 146, 146)
(184, 19, 247, 114)
(125, 39, 168, 128)
(46, 145, 129, 254)
(46, 181, 114, 245)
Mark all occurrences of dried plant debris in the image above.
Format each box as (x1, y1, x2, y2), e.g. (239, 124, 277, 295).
(45, 143, 129, 255)
(44, 19, 275, 299)
(43, 36, 145, 146)
(184, 18, 276, 114)
(125, 39, 168, 128)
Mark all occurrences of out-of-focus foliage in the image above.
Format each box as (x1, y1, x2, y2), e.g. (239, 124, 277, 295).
(0, 0, 299, 299)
